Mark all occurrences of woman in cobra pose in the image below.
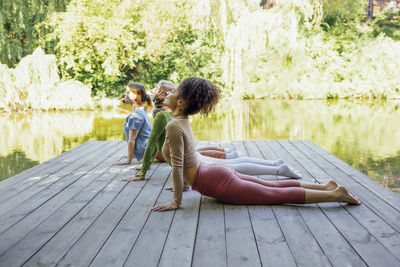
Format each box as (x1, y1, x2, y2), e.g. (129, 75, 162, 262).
(151, 77, 360, 212)
(123, 80, 301, 181)
(118, 83, 153, 165)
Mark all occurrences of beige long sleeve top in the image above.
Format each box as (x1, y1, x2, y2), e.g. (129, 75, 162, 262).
(162, 116, 200, 205)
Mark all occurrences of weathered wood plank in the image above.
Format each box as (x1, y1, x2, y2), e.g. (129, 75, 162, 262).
(0, 141, 106, 216)
(0, 141, 102, 204)
(0, 141, 92, 192)
(157, 189, 201, 267)
(224, 204, 262, 267)
(123, 175, 175, 267)
(248, 205, 297, 267)
(89, 163, 171, 266)
(291, 140, 400, 263)
(24, 152, 161, 267)
(0, 142, 126, 266)
(304, 140, 400, 211)
(55, 162, 165, 266)
(247, 141, 297, 267)
(225, 140, 262, 267)
(0, 142, 123, 256)
(192, 197, 227, 267)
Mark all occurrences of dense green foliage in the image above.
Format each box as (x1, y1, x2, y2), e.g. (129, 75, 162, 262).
(43, 0, 222, 96)
(372, 10, 400, 40)
(1, 0, 400, 107)
(0, 0, 70, 67)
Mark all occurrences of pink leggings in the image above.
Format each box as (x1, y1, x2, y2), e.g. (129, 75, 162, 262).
(192, 163, 305, 205)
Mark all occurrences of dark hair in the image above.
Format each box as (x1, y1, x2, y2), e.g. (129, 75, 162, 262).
(153, 80, 175, 108)
(127, 83, 152, 109)
(177, 77, 220, 116)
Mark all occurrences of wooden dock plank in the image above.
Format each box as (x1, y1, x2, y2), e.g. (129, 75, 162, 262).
(0, 142, 126, 266)
(0, 140, 398, 267)
(224, 141, 262, 267)
(304, 140, 400, 210)
(0, 141, 106, 216)
(55, 164, 161, 266)
(191, 197, 227, 267)
(245, 141, 297, 267)
(0, 142, 122, 256)
(123, 175, 175, 267)
(0, 141, 92, 192)
(290, 140, 400, 263)
(24, 149, 162, 267)
(157, 189, 201, 267)
(90, 163, 171, 266)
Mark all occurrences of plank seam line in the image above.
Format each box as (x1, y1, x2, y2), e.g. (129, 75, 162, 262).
(269, 140, 339, 266)
(123, 165, 171, 266)
(189, 191, 202, 267)
(298, 140, 400, 235)
(54, 154, 154, 265)
(0, 141, 109, 204)
(243, 140, 266, 267)
(21, 155, 126, 266)
(294, 142, 400, 261)
(289, 141, 400, 262)
(302, 140, 400, 212)
(87, 163, 165, 266)
(0, 142, 120, 236)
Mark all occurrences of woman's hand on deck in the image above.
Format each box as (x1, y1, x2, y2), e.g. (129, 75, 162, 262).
(117, 160, 131, 165)
(151, 202, 179, 212)
(165, 184, 190, 192)
(122, 174, 144, 182)
(130, 165, 142, 170)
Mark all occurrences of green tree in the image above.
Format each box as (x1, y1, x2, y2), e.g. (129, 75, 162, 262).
(44, 0, 223, 96)
(0, 0, 69, 67)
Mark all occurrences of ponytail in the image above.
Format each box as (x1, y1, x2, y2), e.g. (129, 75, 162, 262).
(127, 82, 153, 109)
(143, 94, 153, 110)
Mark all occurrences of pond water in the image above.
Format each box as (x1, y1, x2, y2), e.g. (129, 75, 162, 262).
(1, 100, 399, 195)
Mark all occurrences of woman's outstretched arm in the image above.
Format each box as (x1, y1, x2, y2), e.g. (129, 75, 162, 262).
(152, 122, 183, 211)
(118, 129, 138, 165)
(136, 112, 168, 177)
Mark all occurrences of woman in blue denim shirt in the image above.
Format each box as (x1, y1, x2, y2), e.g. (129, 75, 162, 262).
(118, 83, 153, 165)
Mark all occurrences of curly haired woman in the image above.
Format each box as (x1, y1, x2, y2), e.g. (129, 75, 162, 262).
(151, 77, 360, 212)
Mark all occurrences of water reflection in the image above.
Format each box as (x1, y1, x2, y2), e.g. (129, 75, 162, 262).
(192, 100, 400, 194)
(0, 100, 399, 195)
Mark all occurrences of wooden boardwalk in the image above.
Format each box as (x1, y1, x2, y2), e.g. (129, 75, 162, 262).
(0, 140, 400, 267)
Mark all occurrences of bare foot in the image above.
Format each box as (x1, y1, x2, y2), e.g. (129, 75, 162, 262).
(325, 179, 339, 191)
(335, 186, 361, 205)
